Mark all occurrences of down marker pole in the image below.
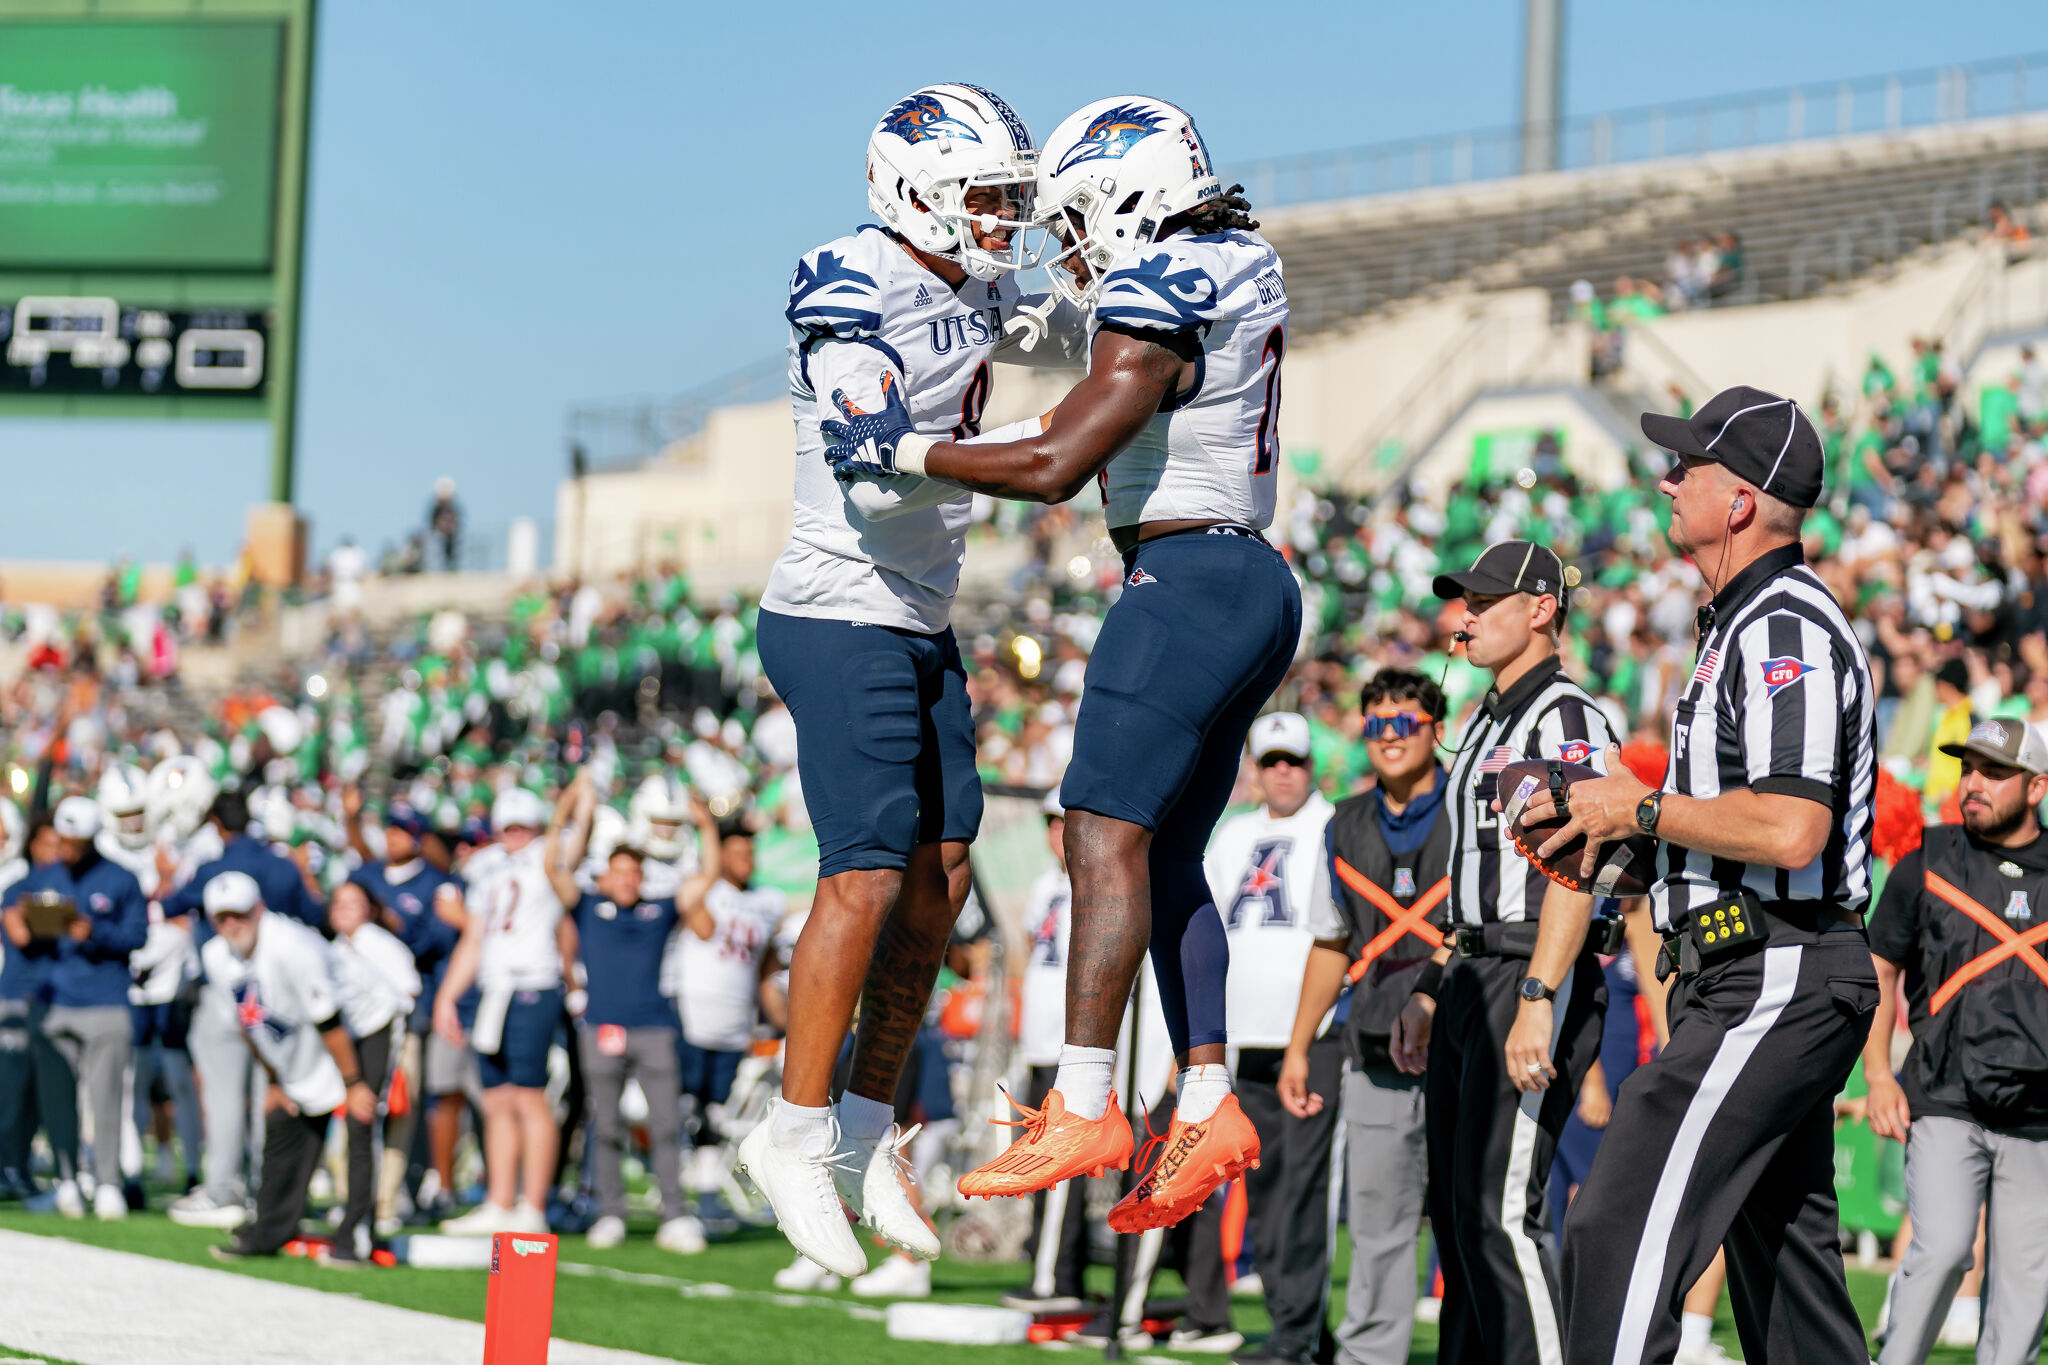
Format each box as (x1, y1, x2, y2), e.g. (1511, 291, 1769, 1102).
(483, 1231, 559, 1365)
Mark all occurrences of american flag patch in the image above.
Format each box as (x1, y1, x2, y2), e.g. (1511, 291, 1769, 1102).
(1479, 746, 1516, 773)
(1692, 648, 1720, 685)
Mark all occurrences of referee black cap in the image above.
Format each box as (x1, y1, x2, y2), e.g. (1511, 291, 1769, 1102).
(1432, 540, 1580, 610)
(1641, 385, 1825, 508)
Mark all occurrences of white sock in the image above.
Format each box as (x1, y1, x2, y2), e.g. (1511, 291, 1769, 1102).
(1176, 1064, 1232, 1123)
(770, 1099, 835, 1159)
(1052, 1045, 1116, 1120)
(1680, 1312, 1714, 1354)
(835, 1092, 896, 1143)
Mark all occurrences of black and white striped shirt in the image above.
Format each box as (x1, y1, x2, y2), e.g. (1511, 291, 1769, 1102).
(1651, 543, 1876, 932)
(1446, 656, 1616, 925)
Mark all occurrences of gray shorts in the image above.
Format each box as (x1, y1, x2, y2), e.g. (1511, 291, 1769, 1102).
(425, 1031, 479, 1097)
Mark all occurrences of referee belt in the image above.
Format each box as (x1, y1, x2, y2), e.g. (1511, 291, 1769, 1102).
(1450, 916, 1625, 962)
(1658, 897, 1863, 980)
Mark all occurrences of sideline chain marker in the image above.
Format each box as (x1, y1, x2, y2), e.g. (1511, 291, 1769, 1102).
(482, 1231, 559, 1365)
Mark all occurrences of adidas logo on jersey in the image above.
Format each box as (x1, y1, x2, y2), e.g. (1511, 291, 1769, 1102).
(1127, 568, 1158, 586)
(911, 283, 933, 309)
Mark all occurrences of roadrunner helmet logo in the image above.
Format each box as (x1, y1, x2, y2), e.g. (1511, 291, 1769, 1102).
(1055, 102, 1166, 175)
(880, 93, 982, 145)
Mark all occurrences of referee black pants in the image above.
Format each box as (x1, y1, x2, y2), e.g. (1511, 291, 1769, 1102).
(1238, 1036, 1346, 1361)
(1428, 951, 1606, 1365)
(1560, 935, 1877, 1365)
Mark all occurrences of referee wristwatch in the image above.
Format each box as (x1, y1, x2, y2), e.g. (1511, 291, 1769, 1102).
(1519, 976, 1557, 1004)
(1636, 790, 1664, 836)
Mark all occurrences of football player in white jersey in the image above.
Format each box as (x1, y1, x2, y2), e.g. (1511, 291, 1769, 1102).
(824, 96, 1302, 1231)
(743, 82, 1079, 1280)
(434, 787, 573, 1236)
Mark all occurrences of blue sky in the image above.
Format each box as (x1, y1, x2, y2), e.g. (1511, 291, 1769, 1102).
(7, 0, 2044, 565)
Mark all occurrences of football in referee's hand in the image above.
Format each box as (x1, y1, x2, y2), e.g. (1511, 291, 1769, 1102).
(1497, 759, 1658, 898)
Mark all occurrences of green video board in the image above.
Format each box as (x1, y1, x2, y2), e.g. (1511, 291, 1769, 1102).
(0, 21, 283, 269)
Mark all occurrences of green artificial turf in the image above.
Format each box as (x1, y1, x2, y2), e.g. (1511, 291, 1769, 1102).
(0, 1207, 1990, 1364)
(0, 1348, 90, 1365)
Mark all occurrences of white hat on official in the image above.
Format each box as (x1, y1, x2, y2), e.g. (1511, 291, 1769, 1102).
(1248, 712, 1312, 763)
(53, 796, 102, 840)
(203, 870, 263, 918)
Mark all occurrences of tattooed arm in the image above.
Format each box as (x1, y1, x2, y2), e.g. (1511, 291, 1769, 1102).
(913, 328, 1190, 504)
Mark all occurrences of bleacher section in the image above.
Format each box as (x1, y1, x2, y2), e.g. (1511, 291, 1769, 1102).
(1264, 115, 2048, 338)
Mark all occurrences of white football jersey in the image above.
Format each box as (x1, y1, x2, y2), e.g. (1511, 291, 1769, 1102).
(676, 879, 786, 1052)
(1204, 792, 1335, 1050)
(202, 914, 355, 1117)
(1092, 229, 1288, 531)
(764, 224, 1024, 633)
(465, 841, 565, 991)
(1020, 867, 1071, 1068)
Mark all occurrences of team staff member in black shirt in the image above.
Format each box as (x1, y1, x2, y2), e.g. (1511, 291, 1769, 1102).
(1517, 386, 1879, 1365)
(1866, 718, 2048, 1365)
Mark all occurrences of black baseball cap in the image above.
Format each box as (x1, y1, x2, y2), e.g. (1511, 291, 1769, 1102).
(1431, 540, 1578, 609)
(1640, 385, 1825, 508)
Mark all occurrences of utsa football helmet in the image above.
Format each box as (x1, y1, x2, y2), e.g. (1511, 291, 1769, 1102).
(97, 762, 153, 851)
(868, 83, 1037, 281)
(1034, 95, 1223, 307)
(148, 755, 217, 845)
(628, 772, 691, 862)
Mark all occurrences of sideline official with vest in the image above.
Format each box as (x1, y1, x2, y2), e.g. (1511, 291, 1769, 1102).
(1287, 668, 1452, 1365)
(1865, 717, 2048, 1365)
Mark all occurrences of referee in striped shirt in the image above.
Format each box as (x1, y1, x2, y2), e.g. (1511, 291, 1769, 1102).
(1512, 387, 1879, 1365)
(1391, 540, 1615, 1365)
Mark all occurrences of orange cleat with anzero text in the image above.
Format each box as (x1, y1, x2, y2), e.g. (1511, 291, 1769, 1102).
(957, 1089, 1134, 1199)
(1107, 1094, 1261, 1233)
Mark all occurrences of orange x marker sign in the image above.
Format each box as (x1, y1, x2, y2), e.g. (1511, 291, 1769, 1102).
(1923, 870, 2048, 1014)
(1332, 857, 1448, 984)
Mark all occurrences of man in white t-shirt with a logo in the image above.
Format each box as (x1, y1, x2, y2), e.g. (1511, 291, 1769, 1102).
(1000, 792, 1089, 1314)
(676, 807, 786, 1196)
(198, 872, 377, 1263)
(1205, 712, 1341, 1364)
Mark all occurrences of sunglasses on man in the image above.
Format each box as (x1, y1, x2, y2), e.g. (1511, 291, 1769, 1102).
(1361, 711, 1434, 741)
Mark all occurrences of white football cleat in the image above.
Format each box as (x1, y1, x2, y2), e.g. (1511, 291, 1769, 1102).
(506, 1202, 550, 1235)
(54, 1180, 84, 1219)
(654, 1215, 707, 1254)
(772, 1254, 842, 1292)
(835, 1123, 940, 1262)
(734, 1105, 867, 1280)
(93, 1184, 128, 1221)
(585, 1215, 626, 1249)
(438, 1202, 517, 1236)
(167, 1188, 247, 1229)
(850, 1253, 931, 1299)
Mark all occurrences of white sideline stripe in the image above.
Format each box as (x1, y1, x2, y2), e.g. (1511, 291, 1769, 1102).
(554, 1259, 887, 1320)
(1501, 965, 1572, 1365)
(0, 1230, 689, 1365)
(1610, 945, 1803, 1365)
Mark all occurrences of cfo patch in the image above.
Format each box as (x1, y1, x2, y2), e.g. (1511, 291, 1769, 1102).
(1759, 657, 1806, 695)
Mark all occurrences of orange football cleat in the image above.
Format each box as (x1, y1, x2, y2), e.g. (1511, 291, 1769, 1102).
(957, 1089, 1135, 1199)
(1107, 1094, 1260, 1233)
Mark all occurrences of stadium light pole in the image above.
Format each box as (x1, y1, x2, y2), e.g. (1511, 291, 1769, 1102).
(1519, 0, 1564, 174)
(268, 0, 317, 506)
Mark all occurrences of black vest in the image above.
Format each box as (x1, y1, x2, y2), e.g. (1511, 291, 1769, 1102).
(1327, 787, 1452, 1069)
(1903, 827, 2048, 1134)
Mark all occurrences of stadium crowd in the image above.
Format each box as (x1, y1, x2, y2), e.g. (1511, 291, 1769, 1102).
(0, 331, 2044, 1351)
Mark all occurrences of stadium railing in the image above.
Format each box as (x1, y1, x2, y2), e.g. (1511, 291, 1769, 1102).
(1229, 51, 2048, 211)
